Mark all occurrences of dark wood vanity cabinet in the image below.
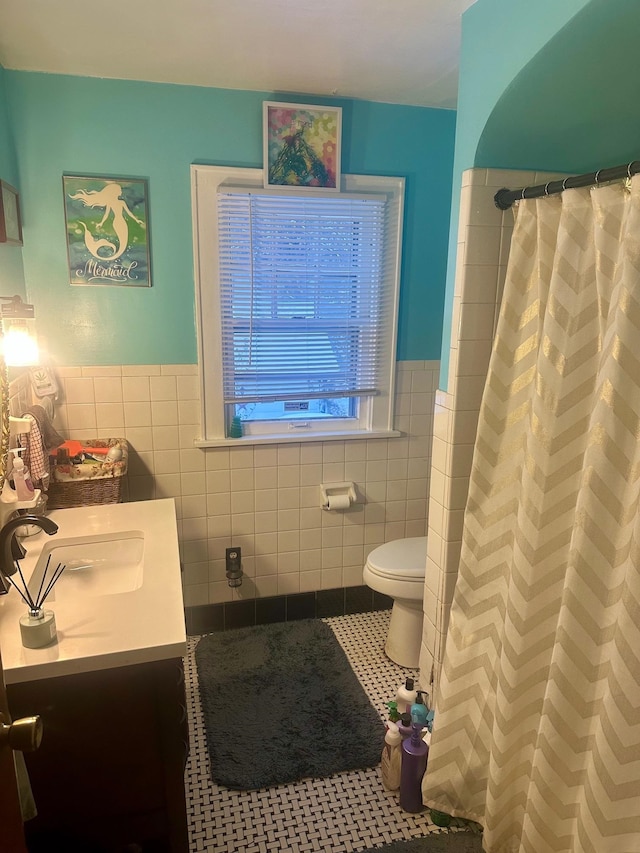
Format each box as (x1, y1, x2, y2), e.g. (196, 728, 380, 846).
(8, 658, 190, 853)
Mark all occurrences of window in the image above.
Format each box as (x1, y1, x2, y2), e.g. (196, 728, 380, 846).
(192, 166, 404, 445)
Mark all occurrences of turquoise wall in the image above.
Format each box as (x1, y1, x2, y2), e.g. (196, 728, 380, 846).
(476, 0, 640, 173)
(439, 0, 593, 386)
(0, 66, 26, 298)
(5, 72, 456, 366)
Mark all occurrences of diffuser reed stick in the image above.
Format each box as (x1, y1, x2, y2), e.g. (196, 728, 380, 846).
(9, 553, 66, 615)
(39, 561, 66, 607)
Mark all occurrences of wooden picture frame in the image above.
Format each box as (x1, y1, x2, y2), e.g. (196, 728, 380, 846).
(263, 102, 342, 191)
(0, 181, 23, 245)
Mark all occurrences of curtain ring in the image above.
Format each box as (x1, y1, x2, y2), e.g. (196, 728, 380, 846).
(562, 178, 569, 191)
(544, 182, 551, 196)
(595, 170, 601, 183)
(520, 187, 527, 200)
(628, 162, 634, 179)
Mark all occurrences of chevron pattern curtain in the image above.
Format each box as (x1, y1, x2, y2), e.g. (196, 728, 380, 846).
(422, 178, 640, 853)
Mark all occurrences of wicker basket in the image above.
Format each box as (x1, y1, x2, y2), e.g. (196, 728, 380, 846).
(47, 438, 128, 510)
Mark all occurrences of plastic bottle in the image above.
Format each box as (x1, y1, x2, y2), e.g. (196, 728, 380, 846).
(430, 810, 452, 827)
(386, 701, 400, 723)
(229, 415, 243, 438)
(380, 722, 402, 791)
(399, 722, 429, 812)
(425, 709, 435, 732)
(0, 456, 17, 503)
(396, 676, 417, 713)
(11, 452, 34, 501)
(410, 691, 429, 727)
(397, 712, 413, 739)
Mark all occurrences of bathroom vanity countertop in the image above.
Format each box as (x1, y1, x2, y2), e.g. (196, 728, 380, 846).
(0, 498, 186, 685)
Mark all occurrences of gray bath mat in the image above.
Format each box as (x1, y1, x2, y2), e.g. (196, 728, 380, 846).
(195, 618, 385, 789)
(368, 831, 483, 853)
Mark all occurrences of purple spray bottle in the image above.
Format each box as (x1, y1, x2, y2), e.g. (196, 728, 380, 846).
(399, 720, 429, 812)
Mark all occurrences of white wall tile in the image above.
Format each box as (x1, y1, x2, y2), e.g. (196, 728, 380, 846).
(96, 403, 125, 431)
(344, 441, 367, 462)
(321, 568, 342, 589)
(150, 375, 177, 401)
(300, 442, 323, 464)
(65, 377, 95, 404)
(94, 376, 123, 403)
(151, 400, 178, 426)
(177, 374, 199, 400)
(456, 339, 493, 377)
(206, 469, 230, 493)
(180, 448, 204, 473)
(66, 403, 97, 432)
(231, 467, 254, 491)
(124, 401, 152, 427)
(458, 302, 496, 342)
(407, 478, 428, 501)
(230, 446, 254, 468)
(123, 365, 162, 376)
(464, 227, 502, 266)
(178, 400, 199, 424)
(122, 376, 150, 401)
(254, 445, 278, 467)
(255, 489, 277, 511)
(278, 466, 300, 488)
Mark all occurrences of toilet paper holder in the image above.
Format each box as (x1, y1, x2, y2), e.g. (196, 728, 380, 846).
(319, 482, 357, 511)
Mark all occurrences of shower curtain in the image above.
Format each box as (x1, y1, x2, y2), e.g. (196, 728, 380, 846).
(422, 177, 640, 853)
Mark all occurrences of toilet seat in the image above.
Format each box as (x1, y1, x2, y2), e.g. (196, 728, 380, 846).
(365, 536, 427, 581)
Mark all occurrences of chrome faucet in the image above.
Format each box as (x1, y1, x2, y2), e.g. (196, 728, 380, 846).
(0, 515, 59, 595)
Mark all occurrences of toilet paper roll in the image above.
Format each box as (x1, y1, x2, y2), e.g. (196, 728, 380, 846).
(326, 494, 351, 511)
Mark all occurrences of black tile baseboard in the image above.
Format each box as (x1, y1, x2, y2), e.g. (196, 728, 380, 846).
(185, 585, 392, 636)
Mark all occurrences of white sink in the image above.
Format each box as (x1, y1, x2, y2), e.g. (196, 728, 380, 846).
(0, 499, 185, 686)
(28, 530, 144, 602)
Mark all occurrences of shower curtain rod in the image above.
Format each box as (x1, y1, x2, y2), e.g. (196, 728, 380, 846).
(494, 159, 640, 210)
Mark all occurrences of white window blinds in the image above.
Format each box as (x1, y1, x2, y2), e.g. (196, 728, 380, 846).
(216, 189, 388, 405)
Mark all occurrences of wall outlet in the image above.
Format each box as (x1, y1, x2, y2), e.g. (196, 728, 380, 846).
(225, 547, 242, 586)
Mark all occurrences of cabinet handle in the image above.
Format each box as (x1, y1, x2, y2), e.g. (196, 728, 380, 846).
(0, 713, 43, 752)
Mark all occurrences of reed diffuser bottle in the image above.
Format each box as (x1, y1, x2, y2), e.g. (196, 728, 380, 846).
(15, 550, 65, 648)
(20, 607, 57, 649)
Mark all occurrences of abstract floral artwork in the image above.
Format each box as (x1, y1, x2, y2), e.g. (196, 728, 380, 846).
(263, 102, 342, 190)
(63, 175, 151, 286)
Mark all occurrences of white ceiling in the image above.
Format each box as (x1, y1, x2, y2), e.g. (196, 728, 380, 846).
(0, 0, 476, 109)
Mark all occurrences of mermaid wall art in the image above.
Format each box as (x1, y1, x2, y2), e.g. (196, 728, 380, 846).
(63, 176, 151, 286)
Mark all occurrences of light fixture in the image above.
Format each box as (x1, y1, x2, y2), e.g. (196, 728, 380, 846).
(0, 295, 39, 366)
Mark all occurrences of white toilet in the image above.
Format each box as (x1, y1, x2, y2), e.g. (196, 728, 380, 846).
(363, 536, 427, 669)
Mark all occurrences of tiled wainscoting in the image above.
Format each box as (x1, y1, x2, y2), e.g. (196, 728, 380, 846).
(421, 167, 565, 701)
(11, 359, 438, 609)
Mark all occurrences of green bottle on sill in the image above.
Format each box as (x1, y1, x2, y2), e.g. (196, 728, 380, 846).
(229, 416, 243, 438)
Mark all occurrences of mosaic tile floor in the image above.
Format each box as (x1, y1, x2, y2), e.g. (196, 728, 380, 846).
(184, 610, 477, 853)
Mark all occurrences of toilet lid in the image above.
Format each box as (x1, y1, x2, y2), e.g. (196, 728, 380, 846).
(366, 536, 427, 580)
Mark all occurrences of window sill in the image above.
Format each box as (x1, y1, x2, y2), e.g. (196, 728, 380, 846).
(194, 429, 402, 448)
